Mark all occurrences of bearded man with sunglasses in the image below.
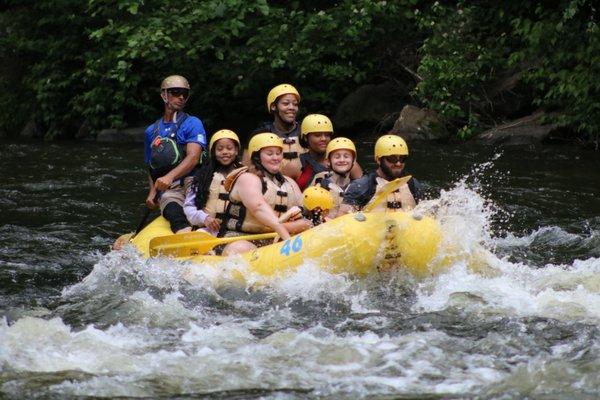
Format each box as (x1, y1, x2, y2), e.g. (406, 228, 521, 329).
(339, 134, 423, 214)
(143, 75, 207, 233)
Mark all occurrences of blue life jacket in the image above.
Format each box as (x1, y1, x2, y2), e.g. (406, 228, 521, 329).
(149, 112, 189, 180)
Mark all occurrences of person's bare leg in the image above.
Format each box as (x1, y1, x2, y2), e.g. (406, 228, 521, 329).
(222, 240, 256, 255)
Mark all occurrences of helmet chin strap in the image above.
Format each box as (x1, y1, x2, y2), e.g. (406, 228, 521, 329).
(161, 91, 183, 113)
(251, 153, 284, 184)
(167, 102, 180, 112)
(251, 153, 270, 175)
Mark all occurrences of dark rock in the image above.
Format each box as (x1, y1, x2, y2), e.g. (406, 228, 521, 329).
(333, 82, 409, 135)
(96, 126, 146, 143)
(75, 120, 92, 140)
(119, 126, 146, 143)
(19, 118, 43, 139)
(96, 129, 121, 142)
(391, 105, 449, 141)
(474, 111, 560, 145)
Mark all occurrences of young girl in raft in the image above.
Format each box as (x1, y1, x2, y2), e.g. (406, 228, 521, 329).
(309, 137, 358, 219)
(183, 129, 242, 235)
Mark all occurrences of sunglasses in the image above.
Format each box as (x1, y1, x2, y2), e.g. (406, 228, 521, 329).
(384, 155, 408, 164)
(166, 88, 190, 99)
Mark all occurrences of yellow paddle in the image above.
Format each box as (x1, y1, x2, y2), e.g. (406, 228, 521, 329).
(363, 175, 412, 212)
(149, 230, 277, 257)
(149, 176, 412, 257)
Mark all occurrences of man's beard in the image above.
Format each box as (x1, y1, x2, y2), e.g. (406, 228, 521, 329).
(380, 162, 403, 181)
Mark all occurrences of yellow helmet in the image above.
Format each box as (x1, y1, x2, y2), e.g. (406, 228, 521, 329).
(248, 132, 284, 155)
(300, 114, 334, 137)
(209, 129, 240, 152)
(160, 75, 190, 90)
(374, 134, 409, 160)
(325, 137, 356, 159)
(267, 84, 300, 112)
(303, 186, 334, 212)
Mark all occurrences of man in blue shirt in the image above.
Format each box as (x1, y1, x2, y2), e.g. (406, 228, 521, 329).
(144, 75, 207, 233)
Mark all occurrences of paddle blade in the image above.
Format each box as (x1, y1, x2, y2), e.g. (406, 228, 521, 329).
(149, 230, 217, 257)
(363, 175, 412, 213)
(149, 231, 278, 258)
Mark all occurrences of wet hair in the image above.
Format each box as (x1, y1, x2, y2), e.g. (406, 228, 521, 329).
(192, 145, 241, 210)
(250, 151, 286, 185)
(299, 133, 309, 149)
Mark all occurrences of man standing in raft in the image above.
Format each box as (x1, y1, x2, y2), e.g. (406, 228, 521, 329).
(144, 75, 207, 233)
(339, 134, 423, 214)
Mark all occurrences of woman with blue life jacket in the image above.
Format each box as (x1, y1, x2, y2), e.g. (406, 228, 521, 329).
(291, 114, 363, 191)
(219, 133, 311, 255)
(245, 84, 304, 177)
(309, 137, 358, 218)
(339, 134, 423, 215)
(183, 129, 242, 236)
(144, 75, 207, 233)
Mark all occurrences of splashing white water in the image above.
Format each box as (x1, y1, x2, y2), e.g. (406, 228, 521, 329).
(0, 316, 519, 397)
(3, 157, 599, 399)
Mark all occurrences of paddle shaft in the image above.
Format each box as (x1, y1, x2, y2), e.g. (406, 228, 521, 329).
(131, 194, 159, 239)
(150, 231, 278, 257)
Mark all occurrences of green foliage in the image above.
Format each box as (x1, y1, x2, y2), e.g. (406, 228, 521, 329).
(1, 0, 420, 138)
(412, 2, 518, 138)
(0, 8, 32, 137)
(510, 0, 599, 145)
(0, 0, 598, 145)
(413, 1, 599, 144)
(1, 1, 91, 139)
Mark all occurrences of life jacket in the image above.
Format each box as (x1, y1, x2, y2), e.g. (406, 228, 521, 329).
(371, 176, 417, 211)
(253, 122, 305, 176)
(149, 112, 196, 180)
(296, 153, 329, 191)
(203, 171, 229, 220)
(220, 166, 302, 234)
(312, 170, 351, 213)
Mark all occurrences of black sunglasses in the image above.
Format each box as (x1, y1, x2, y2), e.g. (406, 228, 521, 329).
(384, 155, 408, 164)
(167, 88, 190, 99)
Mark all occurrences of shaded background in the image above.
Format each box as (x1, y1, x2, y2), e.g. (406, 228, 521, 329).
(1, 1, 598, 147)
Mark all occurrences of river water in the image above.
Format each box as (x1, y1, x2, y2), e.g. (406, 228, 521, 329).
(1, 140, 599, 399)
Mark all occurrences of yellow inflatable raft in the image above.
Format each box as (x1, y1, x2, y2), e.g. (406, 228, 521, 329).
(129, 211, 444, 278)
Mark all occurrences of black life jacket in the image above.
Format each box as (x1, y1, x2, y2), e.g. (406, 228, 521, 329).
(252, 121, 302, 160)
(297, 152, 328, 191)
(149, 112, 189, 180)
